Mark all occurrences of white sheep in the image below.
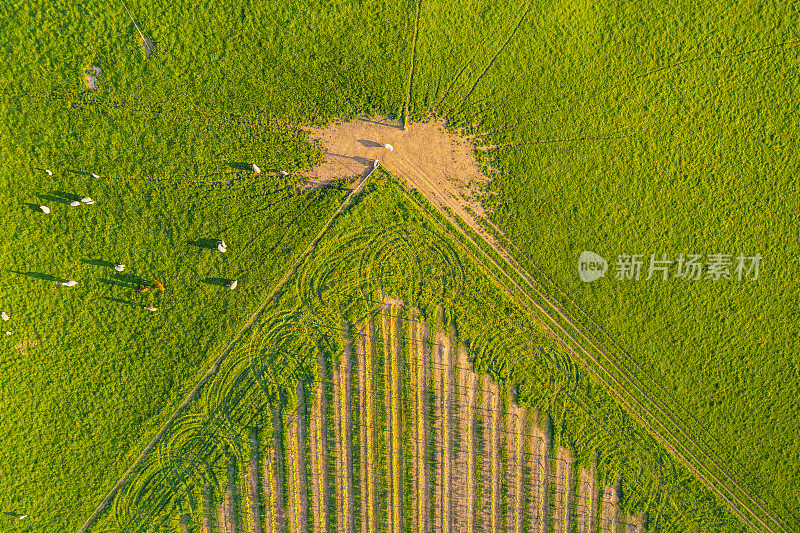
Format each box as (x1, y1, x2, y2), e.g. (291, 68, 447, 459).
(384, 143, 394, 151)
(253, 164, 261, 174)
(229, 279, 238, 290)
(91, 173, 100, 179)
(70, 201, 81, 207)
(40, 205, 51, 214)
(1, 312, 8, 321)
(45, 169, 53, 176)
(143, 306, 158, 312)
(62, 280, 77, 287)
(115, 264, 125, 272)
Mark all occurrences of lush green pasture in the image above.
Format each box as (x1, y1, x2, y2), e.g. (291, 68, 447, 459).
(2, 0, 796, 529)
(404, 0, 800, 527)
(0, 93, 350, 529)
(92, 175, 744, 532)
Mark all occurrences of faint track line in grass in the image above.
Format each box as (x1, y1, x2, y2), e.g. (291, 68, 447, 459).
(76, 166, 378, 533)
(404, 0, 423, 130)
(432, 35, 489, 115)
(396, 173, 785, 532)
(445, 4, 531, 118)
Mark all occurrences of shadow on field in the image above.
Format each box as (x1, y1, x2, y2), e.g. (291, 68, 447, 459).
(324, 152, 373, 166)
(9, 270, 63, 283)
(65, 169, 94, 177)
(189, 238, 220, 250)
(202, 277, 231, 287)
(227, 162, 254, 172)
(50, 190, 83, 202)
(81, 258, 115, 268)
(358, 139, 384, 148)
(37, 193, 72, 205)
(102, 296, 136, 308)
(99, 273, 145, 289)
(23, 203, 44, 212)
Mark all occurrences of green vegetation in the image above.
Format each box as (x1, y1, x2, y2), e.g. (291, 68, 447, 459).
(87, 175, 745, 531)
(1, 0, 795, 530)
(406, 0, 799, 527)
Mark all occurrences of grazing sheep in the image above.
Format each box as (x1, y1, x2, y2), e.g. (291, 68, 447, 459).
(62, 280, 77, 287)
(90, 173, 100, 179)
(143, 306, 158, 312)
(384, 143, 394, 151)
(70, 201, 81, 207)
(153, 279, 165, 291)
(1, 312, 8, 321)
(253, 164, 261, 174)
(115, 264, 125, 272)
(81, 197, 95, 204)
(229, 279, 238, 290)
(39, 205, 51, 214)
(4, 331, 11, 336)
(217, 240, 227, 253)
(45, 169, 53, 176)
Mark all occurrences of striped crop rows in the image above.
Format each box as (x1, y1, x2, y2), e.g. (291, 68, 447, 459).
(115, 299, 647, 532)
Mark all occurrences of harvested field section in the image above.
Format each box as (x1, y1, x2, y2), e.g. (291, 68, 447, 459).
(287, 419, 300, 533)
(527, 421, 550, 533)
(315, 353, 331, 533)
(217, 503, 226, 533)
(506, 402, 525, 533)
(389, 305, 403, 533)
(434, 332, 445, 532)
(456, 345, 476, 533)
(441, 333, 454, 533)
(203, 484, 212, 533)
(340, 323, 355, 533)
(412, 313, 430, 533)
(263, 449, 276, 533)
(333, 351, 344, 530)
(553, 447, 574, 533)
(600, 485, 619, 533)
(577, 464, 597, 533)
(126, 299, 650, 532)
(481, 374, 501, 533)
(361, 317, 378, 533)
(248, 428, 262, 533)
(296, 383, 310, 533)
(225, 453, 239, 533)
(271, 408, 287, 533)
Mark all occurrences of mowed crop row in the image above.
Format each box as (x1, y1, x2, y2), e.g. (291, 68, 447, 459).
(163, 299, 649, 533)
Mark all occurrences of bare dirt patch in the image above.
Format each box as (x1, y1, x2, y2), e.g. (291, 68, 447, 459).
(302, 116, 491, 223)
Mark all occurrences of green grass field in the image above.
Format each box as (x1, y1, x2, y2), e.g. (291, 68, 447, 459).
(1, 0, 797, 530)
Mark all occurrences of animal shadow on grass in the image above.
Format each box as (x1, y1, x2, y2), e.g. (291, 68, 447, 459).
(37, 193, 72, 205)
(227, 162, 253, 172)
(81, 258, 115, 268)
(24, 203, 44, 212)
(9, 270, 63, 283)
(102, 296, 136, 308)
(189, 238, 220, 250)
(202, 278, 231, 287)
(99, 273, 146, 289)
(51, 190, 83, 202)
(358, 139, 384, 148)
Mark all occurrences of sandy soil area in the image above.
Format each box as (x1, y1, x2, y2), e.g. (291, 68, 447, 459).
(303, 116, 491, 229)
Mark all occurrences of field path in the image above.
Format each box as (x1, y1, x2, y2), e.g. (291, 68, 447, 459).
(77, 161, 378, 533)
(304, 115, 785, 532)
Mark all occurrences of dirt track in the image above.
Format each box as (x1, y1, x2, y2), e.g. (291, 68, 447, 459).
(304, 116, 786, 532)
(304, 116, 490, 227)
